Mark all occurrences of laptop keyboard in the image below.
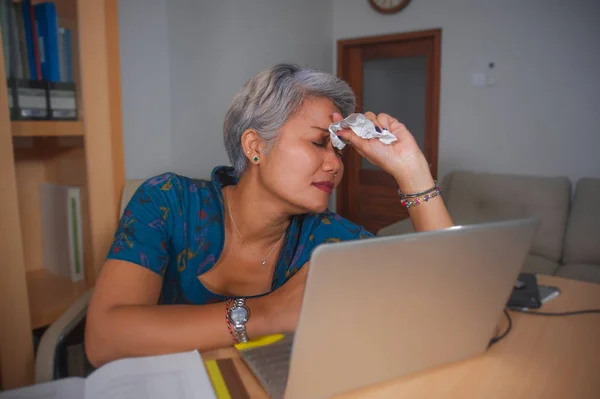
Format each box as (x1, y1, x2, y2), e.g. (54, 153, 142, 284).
(238, 334, 294, 399)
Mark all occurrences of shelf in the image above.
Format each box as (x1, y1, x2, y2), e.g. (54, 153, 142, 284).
(26, 269, 89, 329)
(11, 121, 84, 137)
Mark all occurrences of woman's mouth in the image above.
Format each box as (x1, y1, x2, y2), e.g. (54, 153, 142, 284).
(312, 181, 334, 194)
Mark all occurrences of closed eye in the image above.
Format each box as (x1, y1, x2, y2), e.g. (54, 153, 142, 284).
(313, 141, 344, 158)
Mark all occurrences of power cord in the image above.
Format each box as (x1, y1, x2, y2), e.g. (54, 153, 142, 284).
(487, 307, 600, 348)
(488, 309, 512, 348)
(509, 308, 600, 317)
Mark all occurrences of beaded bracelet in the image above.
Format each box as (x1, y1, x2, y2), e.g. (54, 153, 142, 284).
(224, 298, 238, 343)
(397, 180, 440, 199)
(399, 186, 442, 208)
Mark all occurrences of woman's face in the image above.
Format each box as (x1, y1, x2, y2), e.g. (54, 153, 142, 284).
(260, 97, 345, 214)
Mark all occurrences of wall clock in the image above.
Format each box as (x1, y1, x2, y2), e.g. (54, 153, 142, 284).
(368, 0, 412, 14)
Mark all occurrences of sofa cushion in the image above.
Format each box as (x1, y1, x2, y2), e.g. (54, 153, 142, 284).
(562, 178, 600, 265)
(522, 254, 559, 275)
(555, 263, 600, 284)
(377, 218, 414, 236)
(443, 171, 571, 263)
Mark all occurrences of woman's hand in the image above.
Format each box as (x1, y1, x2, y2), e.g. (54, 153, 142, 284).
(333, 111, 454, 231)
(333, 112, 434, 193)
(259, 263, 309, 333)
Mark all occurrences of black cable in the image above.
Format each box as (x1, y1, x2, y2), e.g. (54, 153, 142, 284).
(487, 308, 600, 348)
(509, 308, 600, 316)
(488, 309, 512, 348)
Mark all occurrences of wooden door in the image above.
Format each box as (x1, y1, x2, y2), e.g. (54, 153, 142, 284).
(336, 29, 441, 234)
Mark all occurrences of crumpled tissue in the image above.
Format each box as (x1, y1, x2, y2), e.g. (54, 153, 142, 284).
(328, 113, 397, 150)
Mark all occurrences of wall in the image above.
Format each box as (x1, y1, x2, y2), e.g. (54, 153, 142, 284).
(119, 0, 173, 179)
(333, 0, 600, 183)
(119, 0, 334, 179)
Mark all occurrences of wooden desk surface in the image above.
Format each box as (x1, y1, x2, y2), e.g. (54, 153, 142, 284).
(202, 276, 600, 399)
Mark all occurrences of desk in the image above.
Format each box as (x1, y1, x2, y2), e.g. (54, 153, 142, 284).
(202, 276, 600, 398)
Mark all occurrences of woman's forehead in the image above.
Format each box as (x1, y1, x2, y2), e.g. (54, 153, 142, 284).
(293, 97, 339, 125)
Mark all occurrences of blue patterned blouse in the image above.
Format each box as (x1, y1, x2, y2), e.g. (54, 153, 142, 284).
(106, 166, 373, 304)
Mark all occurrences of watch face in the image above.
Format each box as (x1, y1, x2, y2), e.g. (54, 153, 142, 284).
(230, 306, 248, 323)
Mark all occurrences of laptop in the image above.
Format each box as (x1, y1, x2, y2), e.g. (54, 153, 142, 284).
(239, 218, 539, 399)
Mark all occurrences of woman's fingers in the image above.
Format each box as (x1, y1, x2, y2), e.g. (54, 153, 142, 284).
(332, 112, 344, 123)
(331, 112, 353, 142)
(338, 130, 372, 161)
(376, 113, 397, 131)
(334, 112, 377, 159)
(336, 130, 356, 151)
(366, 111, 407, 138)
(364, 111, 384, 131)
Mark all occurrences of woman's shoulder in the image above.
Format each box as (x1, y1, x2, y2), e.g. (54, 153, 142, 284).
(137, 172, 213, 194)
(300, 209, 374, 243)
(132, 172, 220, 202)
(122, 172, 223, 224)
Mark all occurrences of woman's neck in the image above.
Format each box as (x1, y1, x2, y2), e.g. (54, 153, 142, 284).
(225, 176, 290, 246)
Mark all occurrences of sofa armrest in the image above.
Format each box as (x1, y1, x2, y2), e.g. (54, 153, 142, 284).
(562, 178, 600, 265)
(377, 218, 414, 237)
(35, 289, 94, 383)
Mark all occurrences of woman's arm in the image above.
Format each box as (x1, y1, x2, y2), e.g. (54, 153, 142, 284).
(85, 259, 269, 366)
(334, 112, 453, 233)
(85, 259, 306, 367)
(391, 152, 454, 232)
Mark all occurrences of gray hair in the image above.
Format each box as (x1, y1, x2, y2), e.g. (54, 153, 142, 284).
(223, 63, 356, 176)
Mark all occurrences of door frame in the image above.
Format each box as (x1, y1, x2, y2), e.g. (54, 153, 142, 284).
(335, 29, 442, 218)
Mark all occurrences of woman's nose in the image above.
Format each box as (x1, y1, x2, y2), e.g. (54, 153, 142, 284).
(323, 145, 343, 174)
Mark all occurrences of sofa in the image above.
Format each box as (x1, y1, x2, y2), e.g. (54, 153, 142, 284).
(378, 171, 600, 284)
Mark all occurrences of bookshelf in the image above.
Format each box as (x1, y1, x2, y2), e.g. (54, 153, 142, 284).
(0, 0, 124, 389)
(12, 120, 84, 136)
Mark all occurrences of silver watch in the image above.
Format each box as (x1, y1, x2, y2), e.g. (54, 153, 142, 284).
(228, 298, 250, 343)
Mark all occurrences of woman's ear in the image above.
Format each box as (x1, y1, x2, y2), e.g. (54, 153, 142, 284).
(240, 129, 263, 162)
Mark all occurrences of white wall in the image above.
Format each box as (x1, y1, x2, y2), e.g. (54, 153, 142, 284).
(119, 0, 173, 179)
(333, 0, 600, 183)
(119, 0, 333, 179)
(120, 0, 600, 183)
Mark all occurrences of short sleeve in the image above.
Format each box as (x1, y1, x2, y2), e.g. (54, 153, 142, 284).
(354, 225, 374, 240)
(107, 173, 178, 276)
(305, 210, 374, 248)
(324, 210, 374, 241)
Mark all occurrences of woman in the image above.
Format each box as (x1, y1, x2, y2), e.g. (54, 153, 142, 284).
(85, 63, 453, 367)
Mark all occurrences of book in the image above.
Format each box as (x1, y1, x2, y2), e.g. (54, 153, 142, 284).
(0, 350, 218, 399)
(0, 0, 10, 76)
(58, 26, 72, 82)
(40, 183, 84, 282)
(6, 0, 23, 78)
(34, 2, 60, 82)
(12, 2, 30, 79)
(21, 0, 42, 80)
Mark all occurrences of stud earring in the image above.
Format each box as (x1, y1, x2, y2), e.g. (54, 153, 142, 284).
(252, 156, 259, 163)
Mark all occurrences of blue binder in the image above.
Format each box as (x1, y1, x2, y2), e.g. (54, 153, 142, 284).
(34, 2, 60, 82)
(21, 0, 37, 79)
(62, 27, 72, 82)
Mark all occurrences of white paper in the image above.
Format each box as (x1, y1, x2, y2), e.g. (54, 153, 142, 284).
(0, 377, 84, 399)
(85, 350, 216, 399)
(328, 113, 397, 150)
(0, 352, 215, 399)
